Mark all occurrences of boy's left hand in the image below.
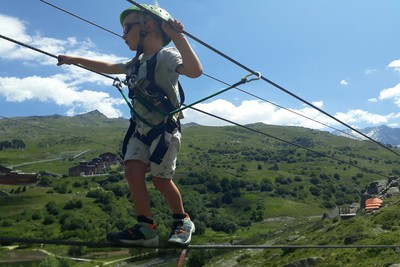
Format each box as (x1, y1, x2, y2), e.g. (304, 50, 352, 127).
(162, 19, 184, 40)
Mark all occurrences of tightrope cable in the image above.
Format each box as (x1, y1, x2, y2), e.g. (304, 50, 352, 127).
(202, 73, 364, 141)
(1, 236, 399, 250)
(186, 105, 392, 179)
(124, 0, 400, 158)
(0, 34, 392, 179)
(39, 0, 122, 38)
(36, 0, 385, 147)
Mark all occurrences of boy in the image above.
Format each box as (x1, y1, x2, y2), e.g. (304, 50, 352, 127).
(57, 4, 202, 246)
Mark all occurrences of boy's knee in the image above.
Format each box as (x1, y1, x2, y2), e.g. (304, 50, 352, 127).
(124, 160, 147, 181)
(152, 176, 170, 190)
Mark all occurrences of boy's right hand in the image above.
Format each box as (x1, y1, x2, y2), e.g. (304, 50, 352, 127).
(57, 55, 75, 66)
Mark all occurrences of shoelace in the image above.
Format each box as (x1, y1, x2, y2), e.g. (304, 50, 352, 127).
(172, 221, 189, 235)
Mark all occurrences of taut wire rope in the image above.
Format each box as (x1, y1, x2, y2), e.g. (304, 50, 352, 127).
(124, 0, 400, 158)
(0, 33, 393, 179)
(38, 0, 383, 143)
(1, 236, 400, 250)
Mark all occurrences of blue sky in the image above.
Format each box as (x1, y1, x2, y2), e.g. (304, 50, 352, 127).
(0, 0, 399, 130)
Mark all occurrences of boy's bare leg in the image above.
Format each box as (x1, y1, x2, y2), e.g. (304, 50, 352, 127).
(125, 160, 152, 219)
(152, 177, 185, 215)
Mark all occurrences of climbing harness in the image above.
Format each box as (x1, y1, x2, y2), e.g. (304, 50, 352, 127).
(119, 49, 261, 164)
(120, 50, 185, 164)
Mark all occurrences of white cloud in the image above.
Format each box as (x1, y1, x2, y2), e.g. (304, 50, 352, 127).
(0, 13, 129, 118)
(378, 83, 400, 107)
(182, 99, 330, 129)
(388, 59, 400, 72)
(0, 76, 125, 118)
(182, 99, 397, 130)
(340, 80, 348, 86)
(368, 98, 378, 103)
(379, 83, 400, 100)
(311, 101, 323, 108)
(334, 109, 394, 125)
(388, 123, 399, 128)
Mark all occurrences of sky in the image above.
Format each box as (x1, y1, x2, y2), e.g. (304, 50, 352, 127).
(0, 0, 400, 131)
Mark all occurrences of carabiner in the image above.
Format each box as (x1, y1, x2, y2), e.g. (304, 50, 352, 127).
(241, 71, 261, 83)
(113, 77, 123, 91)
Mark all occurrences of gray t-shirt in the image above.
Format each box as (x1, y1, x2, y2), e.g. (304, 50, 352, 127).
(119, 47, 182, 135)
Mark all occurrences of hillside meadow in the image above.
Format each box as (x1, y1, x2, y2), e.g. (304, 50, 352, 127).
(1, 112, 399, 266)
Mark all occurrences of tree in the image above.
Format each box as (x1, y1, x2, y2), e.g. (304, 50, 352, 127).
(269, 163, 279, 171)
(188, 250, 213, 267)
(46, 201, 60, 215)
(55, 183, 68, 194)
(222, 192, 233, 204)
(309, 186, 321, 196)
(63, 200, 83, 210)
(275, 176, 288, 185)
(193, 220, 206, 235)
(38, 177, 52, 187)
(310, 177, 320, 185)
(0, 141, 11, 150)
(38, 255, 70, 267)
(68, 246, 86, 257)
(11, 139, 26, 149)
(260, 181, 274, 192)
(43, 215, 55, 225)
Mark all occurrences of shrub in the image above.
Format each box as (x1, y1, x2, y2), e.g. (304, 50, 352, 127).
(46, 201, 60, 215)
(43, 215, 55, 225)
(236, 252, 251, 263)
(32, 211, 42, 220)
(64, 200, 83, 210)
(68, 246, 86, 257)
(309, 186, 321, 196)
(38, 177, 52, 187)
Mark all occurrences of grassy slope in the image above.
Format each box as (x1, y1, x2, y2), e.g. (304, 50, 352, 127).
(1, 113, 400, 266)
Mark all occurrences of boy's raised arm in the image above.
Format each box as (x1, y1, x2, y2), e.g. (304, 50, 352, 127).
(162, 20, 203, 78)
(57, 55, 124, 75)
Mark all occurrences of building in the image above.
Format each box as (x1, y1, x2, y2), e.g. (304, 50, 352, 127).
(0, 165, 12, 174)
(0, 165, 39, 185)
(99, 152, 119, 164)
(68, 152, 119, 177)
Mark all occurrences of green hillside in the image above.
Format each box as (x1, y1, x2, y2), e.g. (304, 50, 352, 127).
(205, 193, 400, 267)
(0, 112, 399, 266)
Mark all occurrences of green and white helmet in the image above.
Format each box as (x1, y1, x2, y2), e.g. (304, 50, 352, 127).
(120, 4, 173, 46)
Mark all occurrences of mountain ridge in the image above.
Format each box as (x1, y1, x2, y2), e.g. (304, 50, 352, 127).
(333, 125, 400, 147)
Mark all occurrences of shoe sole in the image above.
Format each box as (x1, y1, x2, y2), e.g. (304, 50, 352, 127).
(107, 234, 159, 247)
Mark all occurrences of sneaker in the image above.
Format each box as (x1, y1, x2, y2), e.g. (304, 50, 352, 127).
(107, 222, 159, 246)
(168, 215, 195, 245)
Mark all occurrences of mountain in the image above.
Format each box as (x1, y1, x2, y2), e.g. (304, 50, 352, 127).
(333, 125, 400, 147)
(181, 121, 202, 130)
(73, 109, 108, 120)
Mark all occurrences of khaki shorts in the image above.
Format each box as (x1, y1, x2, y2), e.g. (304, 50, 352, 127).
(124, 129, 181, 179)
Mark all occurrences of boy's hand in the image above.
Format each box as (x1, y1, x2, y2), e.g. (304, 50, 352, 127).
(57, 55, 76, 66)
(161, 19, 184, 40)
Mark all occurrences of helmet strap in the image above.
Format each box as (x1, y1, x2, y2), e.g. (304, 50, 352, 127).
(135, 14, 147, 57)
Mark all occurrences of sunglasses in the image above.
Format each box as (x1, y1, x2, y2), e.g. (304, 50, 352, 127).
(123, 22, 140, 35)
